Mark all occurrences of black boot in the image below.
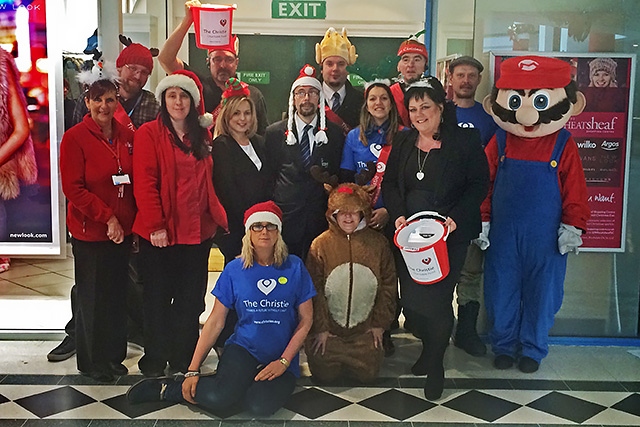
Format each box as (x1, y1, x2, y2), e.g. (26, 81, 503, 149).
(454, 301, 486, 356)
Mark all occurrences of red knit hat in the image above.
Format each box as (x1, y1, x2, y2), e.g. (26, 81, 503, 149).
(222, 77, 250, 103)
(496, 56, 571, 89)
(397, 38, 428, 61)
(244, 201, 283, 232)
(116, 43, 154, 72)
(155, 70, 214, 128)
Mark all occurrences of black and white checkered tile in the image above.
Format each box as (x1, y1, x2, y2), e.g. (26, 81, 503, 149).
(1, 374, 640, 425)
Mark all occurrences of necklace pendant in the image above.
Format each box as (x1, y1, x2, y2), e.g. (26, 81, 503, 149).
(416, 171, 425, 181)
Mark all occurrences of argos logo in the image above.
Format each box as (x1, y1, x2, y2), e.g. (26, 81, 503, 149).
(601, 140, 619, 151)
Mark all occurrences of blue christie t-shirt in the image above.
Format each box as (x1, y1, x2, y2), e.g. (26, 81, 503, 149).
(212, 255, 316, 377)
(341, 122, 407, 208)
(455, 102, 499, 147)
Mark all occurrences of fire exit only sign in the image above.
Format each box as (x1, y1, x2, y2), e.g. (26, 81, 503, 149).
(271, 0, 326, 19)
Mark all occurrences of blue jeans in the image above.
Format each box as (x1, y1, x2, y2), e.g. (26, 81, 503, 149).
(168, 344, 296, 416)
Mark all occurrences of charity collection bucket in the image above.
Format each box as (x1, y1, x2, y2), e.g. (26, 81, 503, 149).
(191, 4, 237, 50)
(393, 211, 450, 285)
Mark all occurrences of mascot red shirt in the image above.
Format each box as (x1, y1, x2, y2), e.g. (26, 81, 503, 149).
(480, 56, 590, 373)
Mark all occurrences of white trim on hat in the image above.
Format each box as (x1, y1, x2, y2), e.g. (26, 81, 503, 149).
(155, 74, 201, 107)
(244, 212, 282, 232)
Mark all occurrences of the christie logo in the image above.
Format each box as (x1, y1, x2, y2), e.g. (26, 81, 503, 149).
(577, 140, 596, 149)
(566, 116, 618, 132)
(421, 257, 432, 265)
(601, 140, 619, 151)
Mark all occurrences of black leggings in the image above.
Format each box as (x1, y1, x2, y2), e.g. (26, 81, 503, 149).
(398, 242, 468, 375)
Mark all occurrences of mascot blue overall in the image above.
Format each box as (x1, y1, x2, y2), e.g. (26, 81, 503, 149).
(478, 56, 591, 373)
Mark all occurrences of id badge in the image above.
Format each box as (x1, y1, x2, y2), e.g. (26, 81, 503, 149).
(112, 174, 131, 185)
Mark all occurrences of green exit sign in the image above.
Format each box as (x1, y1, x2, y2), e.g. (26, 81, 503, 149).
(272, 0, 326, 19)
(237, 71, 271, 85)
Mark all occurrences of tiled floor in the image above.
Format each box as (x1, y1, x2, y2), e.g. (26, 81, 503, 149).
(1, 256, 640, 426)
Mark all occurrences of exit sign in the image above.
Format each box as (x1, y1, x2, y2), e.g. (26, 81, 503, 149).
(237, 71, 271, 85)
(272, 1, 326, 19)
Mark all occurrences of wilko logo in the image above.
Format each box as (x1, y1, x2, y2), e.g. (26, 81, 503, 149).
(601, 140, 619, 151)
(577, 140, 597, 149)
(421, 257, 432, 265)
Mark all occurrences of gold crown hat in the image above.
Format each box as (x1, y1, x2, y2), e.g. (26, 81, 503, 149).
(315, 27, 358, 65)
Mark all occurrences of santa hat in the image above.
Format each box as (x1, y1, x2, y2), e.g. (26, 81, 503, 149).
(397, 36, 428, 61)
(155, 70, 213, 128)
(285, 64, 328, 146)
(116, 42, 154, 72)
(207, 34, 239, 57)
(315, 27, 357, 65)
(496, 55, 571, 89)
(221, 77, 250, 104)
(244, 201, 283, 232)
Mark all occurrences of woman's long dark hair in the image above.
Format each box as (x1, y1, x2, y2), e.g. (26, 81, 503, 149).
(358, 82, 400, 146)
(160, 90, 210, 160)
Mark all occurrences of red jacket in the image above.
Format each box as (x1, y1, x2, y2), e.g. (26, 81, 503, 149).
(60, 115, 136, 241)
(132, 117, 228, 244)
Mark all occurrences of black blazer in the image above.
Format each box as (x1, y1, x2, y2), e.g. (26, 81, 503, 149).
(325, 80, 364, 131)
(212, 134, 275, 257)
(264, 118, 344, 248)
(382, 124, 489, 245)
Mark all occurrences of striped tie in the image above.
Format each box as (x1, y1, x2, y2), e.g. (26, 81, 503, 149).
(331, 92, 340, 111)
(299, 124, 313, 169)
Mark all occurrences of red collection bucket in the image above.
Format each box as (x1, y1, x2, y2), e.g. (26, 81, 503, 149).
(191, 4, 237, 50)
(393, 211, 450, 285)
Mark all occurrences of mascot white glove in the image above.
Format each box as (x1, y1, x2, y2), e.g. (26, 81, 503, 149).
(473, 221, 491, 250)
(558, 223, 583, 255)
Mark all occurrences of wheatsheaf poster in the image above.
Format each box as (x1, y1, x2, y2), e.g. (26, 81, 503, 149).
(491, 52, 635, 252)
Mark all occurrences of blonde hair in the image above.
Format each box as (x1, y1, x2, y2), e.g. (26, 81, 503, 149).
(213, 96, 257, 139)
(240, 230, 289, 269)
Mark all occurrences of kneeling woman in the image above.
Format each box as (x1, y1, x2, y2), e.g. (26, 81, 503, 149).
(127, 201, 315, 416)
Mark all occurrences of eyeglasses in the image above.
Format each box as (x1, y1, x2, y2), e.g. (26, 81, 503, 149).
(294, 90, 320, 99)
(124, 64, 151, 78)
(211, 56, 237, 65)
(250, 223, 279, 232)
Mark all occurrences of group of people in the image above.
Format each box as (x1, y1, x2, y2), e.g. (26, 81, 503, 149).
(48, 0, 590, 416)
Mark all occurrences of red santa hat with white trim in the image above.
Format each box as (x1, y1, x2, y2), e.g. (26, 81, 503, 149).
(155, 69, 214, 128)
(285, 64, 328, 146)
(244, 201, 283, 232)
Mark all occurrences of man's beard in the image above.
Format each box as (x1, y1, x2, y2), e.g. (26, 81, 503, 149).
(297, 103, 317, 118)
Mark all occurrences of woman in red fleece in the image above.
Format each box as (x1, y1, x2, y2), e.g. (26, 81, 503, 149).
(60, 77, 136, 382)
(133, 70, 228, 377)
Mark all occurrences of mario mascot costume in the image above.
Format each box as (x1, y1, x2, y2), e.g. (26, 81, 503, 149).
(479, 56, 590, 373)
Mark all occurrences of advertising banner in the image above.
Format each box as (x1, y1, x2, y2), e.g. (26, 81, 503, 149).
(490, 52, 635, 252)
(0, 0, 62, 255)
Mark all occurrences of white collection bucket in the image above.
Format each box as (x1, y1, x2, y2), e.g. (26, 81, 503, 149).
(394, 211, 450, 285)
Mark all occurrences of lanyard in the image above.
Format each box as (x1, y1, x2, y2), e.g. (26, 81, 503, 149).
(99, 138, 123, 174)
